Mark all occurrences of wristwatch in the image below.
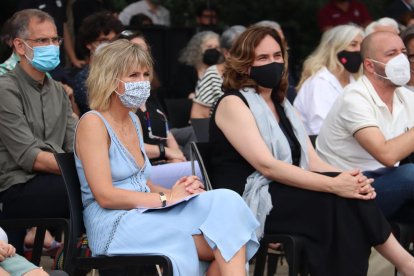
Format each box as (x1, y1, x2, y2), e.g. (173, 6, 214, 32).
(158, 143, 166, 160)
(159, 192, 167, 207)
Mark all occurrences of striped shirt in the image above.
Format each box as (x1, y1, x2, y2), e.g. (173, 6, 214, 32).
(193, 65, 223, 108)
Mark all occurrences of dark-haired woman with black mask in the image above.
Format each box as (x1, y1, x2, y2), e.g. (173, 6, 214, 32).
(209, 25, 414, 276)
(293, 24, 364, 135)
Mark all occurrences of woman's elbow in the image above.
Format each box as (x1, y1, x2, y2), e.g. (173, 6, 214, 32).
(95, 194, 115, 209)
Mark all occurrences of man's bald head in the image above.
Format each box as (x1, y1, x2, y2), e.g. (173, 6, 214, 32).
(361, 31, 401, 61)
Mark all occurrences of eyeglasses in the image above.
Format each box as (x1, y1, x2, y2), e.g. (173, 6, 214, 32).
(24, 36, 63, 45)
(120, 30, 135, 37)
(145, 109, 169, 140)
(118, 30, 142, 40)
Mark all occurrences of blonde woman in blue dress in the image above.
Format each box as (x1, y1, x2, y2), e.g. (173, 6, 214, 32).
(74, 39, 259, 276)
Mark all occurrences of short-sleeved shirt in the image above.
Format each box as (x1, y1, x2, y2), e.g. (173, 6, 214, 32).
(193, 65, 223, 109)
(0, 64, 76, 192)
(317, 75, 414, 171)
(318, 0, 372, 30)
(293, 67, 355, 135)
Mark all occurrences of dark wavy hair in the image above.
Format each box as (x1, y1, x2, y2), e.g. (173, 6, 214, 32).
(222, 26, 289, 103)
(77, 11, 123, 57)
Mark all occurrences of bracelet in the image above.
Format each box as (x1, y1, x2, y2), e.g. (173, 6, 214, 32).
(159, 192, 167, 207)
(158, 143, 166, 160)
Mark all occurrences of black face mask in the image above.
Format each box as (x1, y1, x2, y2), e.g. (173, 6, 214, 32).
(202, 48, 221, 66)
(249, 62, 284, 89)
(337, 50, 362, 73)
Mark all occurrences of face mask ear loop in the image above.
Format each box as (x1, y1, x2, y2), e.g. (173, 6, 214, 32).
(369, 58, 386, 77)
(114, 79, 125, 95)
(21, 40, 34, 63)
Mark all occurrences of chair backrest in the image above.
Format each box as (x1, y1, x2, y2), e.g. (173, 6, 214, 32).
(190, 142, 213, 191)
(164, 98, 192, 128)
(190, 118, 210, 142)
(55, 153, 86, 269)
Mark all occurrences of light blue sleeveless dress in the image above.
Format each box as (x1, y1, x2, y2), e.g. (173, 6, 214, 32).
(74, 111, 260, 275)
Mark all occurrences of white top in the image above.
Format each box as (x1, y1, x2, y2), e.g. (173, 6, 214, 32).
(317, 75, 414, 171)
(193, 65, 223, 107)
(293, 67, 355, 135)
(118, 0, 170, 26)
(0, 227, 7, 243)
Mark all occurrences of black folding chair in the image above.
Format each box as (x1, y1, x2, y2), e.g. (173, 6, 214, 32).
(190, 118, 210, 142)
(54, 153, 173, 276)
(0, 218, 68, 267)
(164, 98, 192, 128)
(190, 142, 213, 191)
(390, 221, 414, 253)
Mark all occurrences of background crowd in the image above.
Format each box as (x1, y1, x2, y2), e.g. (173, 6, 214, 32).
(1, 0, 414, 275)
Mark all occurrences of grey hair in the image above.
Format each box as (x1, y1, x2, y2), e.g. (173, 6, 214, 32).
(220, 25, 246, 50)
(6, 9, 55, 40)
(254, 20, 282, 32)
(178, 30, 219, 66)
(365, 17, 399, 35)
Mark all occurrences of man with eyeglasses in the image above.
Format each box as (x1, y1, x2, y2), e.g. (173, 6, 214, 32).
(73, 11, 123, 115)
(17, 0, 85, 69)
(0, 9, 75, 252)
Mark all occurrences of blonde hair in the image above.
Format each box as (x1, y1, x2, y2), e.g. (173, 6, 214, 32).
(297, 24, 364, 90)
(87, 39, 153, 111)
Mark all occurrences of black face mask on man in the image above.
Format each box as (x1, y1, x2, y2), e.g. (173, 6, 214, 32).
(202, 48, 221, 66)
(337, 50, 362, 73)
(249, 62, 285, 89)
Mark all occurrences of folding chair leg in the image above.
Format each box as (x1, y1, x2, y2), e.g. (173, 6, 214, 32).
(284, 241, 303, 276)
(267, 253, 279, 276)
(31, 227, 47, 266)
(253, 244, 268, 276)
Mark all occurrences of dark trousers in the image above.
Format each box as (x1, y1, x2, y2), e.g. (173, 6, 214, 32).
(0, 173, 69, 253)
(264, 173, 391, 276)
(364, 164, 414, 223)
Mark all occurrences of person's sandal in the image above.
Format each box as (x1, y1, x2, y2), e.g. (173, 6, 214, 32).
(24, 240, 63, 259)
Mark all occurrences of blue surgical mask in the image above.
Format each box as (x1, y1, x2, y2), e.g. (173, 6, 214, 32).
(24, 42, 60, 72)
(115, 80, 151, 109)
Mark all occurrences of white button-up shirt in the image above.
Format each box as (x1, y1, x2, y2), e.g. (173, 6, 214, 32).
(294, 67, 355, 135)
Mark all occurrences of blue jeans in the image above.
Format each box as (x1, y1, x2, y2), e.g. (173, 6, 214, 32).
(364, 164, 414, 223)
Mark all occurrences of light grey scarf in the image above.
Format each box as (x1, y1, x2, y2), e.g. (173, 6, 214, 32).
(241, 88, 309, 239)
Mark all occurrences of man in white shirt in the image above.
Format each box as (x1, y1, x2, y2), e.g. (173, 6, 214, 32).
(317, 31, 414, 223)
(118, 0, 170, 26)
